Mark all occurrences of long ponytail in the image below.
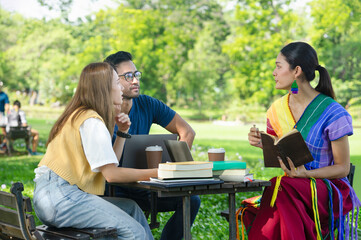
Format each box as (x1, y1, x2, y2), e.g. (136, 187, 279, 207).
(315, 65, 335, 99)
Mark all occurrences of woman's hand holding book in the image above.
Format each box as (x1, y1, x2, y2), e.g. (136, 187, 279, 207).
(278, 156, 308, 178)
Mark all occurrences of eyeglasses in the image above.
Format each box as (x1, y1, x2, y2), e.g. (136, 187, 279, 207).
(118, 71, 142, 82)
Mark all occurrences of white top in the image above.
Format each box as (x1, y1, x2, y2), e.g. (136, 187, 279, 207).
(7, 109, 27, 126)
(34, 118, 119, 180)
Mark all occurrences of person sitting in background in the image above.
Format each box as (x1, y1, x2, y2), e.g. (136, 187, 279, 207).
(246, 42, 360, 239)
(7, 100, 41, 155)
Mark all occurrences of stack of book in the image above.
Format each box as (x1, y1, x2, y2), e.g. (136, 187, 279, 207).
(212, 161, 253, 182)
(157, 161, 213, 179)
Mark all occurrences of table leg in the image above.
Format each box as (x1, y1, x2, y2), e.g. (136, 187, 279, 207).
(150, 192, 160, 229)
(228, 192, 236, 240)
(108, 184, 114, 197)
(183, 195, 191, 240)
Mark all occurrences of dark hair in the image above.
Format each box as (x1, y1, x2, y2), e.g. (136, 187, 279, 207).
(104, 51, 133, 71)
(281, 42, 335, 99)
(14, 100, 21, 108)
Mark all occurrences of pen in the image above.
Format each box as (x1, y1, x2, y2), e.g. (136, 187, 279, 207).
(253, 124, 259, 137)
(254, 124, 261, 145)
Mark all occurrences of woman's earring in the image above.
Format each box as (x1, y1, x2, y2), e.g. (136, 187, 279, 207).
(291, 80, 298, 94)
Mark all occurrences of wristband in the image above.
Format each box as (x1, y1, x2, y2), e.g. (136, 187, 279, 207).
(116, 130, 131, 139)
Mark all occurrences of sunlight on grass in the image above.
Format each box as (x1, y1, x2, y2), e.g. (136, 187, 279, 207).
(1, 116, 360, 239)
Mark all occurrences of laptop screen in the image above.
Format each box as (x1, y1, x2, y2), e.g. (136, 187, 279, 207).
(164, 140, 194, 162)
(121, 134, 178, 169)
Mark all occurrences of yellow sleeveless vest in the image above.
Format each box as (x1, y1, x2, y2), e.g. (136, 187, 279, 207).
(39, 109, 107, 195)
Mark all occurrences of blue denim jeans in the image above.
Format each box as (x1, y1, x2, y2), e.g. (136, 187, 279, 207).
(106, 185, 201, 240)
(33, 170, 153, 240)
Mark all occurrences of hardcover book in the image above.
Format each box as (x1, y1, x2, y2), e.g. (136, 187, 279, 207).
(158, 168, 213, 179)
(158, 161, 213, 171)
(260, 129, 314, 169)
(212, 161, 247, 171)
(216, 173, 254, 182)
(158, 161, 214, 179)
(213, 168, 251, 182)
(212, 168, 249, 177)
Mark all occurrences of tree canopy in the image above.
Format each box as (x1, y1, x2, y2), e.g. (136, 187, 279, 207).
(1, 0, 360, 117)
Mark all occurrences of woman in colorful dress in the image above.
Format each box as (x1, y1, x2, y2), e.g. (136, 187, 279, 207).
(247, 42, 360, 239)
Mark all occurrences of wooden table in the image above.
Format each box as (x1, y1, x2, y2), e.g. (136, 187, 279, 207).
(109, 179, 271, 240)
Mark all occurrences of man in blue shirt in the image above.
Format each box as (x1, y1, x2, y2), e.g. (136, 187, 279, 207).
(0, 81, 10, 151)
(0, 81, 10, 119)
(104, 51, 200, 240)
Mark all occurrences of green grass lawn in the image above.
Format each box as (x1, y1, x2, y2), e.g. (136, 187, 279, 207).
(1, 117, 360, 239)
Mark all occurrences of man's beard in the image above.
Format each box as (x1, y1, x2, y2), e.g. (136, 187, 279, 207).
(123, 92, 139, 100)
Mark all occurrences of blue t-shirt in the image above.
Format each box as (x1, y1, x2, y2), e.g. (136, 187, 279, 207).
(0, 92, 9, 113)
(112, 95, 176, 143)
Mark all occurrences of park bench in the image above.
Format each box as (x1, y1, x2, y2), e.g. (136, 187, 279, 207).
(5, 126, 31, 156)
(0, 182, 117, 240)
(220, 163, 356, 235)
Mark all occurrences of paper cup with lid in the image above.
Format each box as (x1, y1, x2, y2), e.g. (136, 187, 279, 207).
(208, 148, 225, 162)
(145, 145, 163, 168)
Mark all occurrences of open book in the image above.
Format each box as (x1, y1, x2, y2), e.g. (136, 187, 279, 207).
(260, 129, 313, 169)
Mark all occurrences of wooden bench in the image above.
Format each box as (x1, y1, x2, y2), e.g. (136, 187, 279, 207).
(220, 163, 356, 221)
(0, 182, 117, 240)
(5, 126, 31, 156)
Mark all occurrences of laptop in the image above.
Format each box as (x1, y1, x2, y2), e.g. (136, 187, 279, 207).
(121, 134, 178, 169)
(163, 140, 194, 162)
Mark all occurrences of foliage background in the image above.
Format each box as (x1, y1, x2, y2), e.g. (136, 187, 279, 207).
(1, 0, 361, 119)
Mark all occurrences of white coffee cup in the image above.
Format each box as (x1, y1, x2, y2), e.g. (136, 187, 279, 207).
(145, 145, 163, 168)
(208, 148, 225, 162)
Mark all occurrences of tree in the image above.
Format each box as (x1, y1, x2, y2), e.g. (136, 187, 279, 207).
(223, 0, 308, 107)
(0, 9, 26, 88)
(6, 18, 78, 103)
(310, 0, 361, 106)
(37, 0, 73, 22)
(175, 21, 230, 114)
(102, 1, 230, 106)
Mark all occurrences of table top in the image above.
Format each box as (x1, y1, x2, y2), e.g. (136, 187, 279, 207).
(109, 179, 271, 197)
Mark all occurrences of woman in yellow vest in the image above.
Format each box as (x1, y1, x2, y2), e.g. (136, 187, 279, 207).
(33, 62, 157, 240)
